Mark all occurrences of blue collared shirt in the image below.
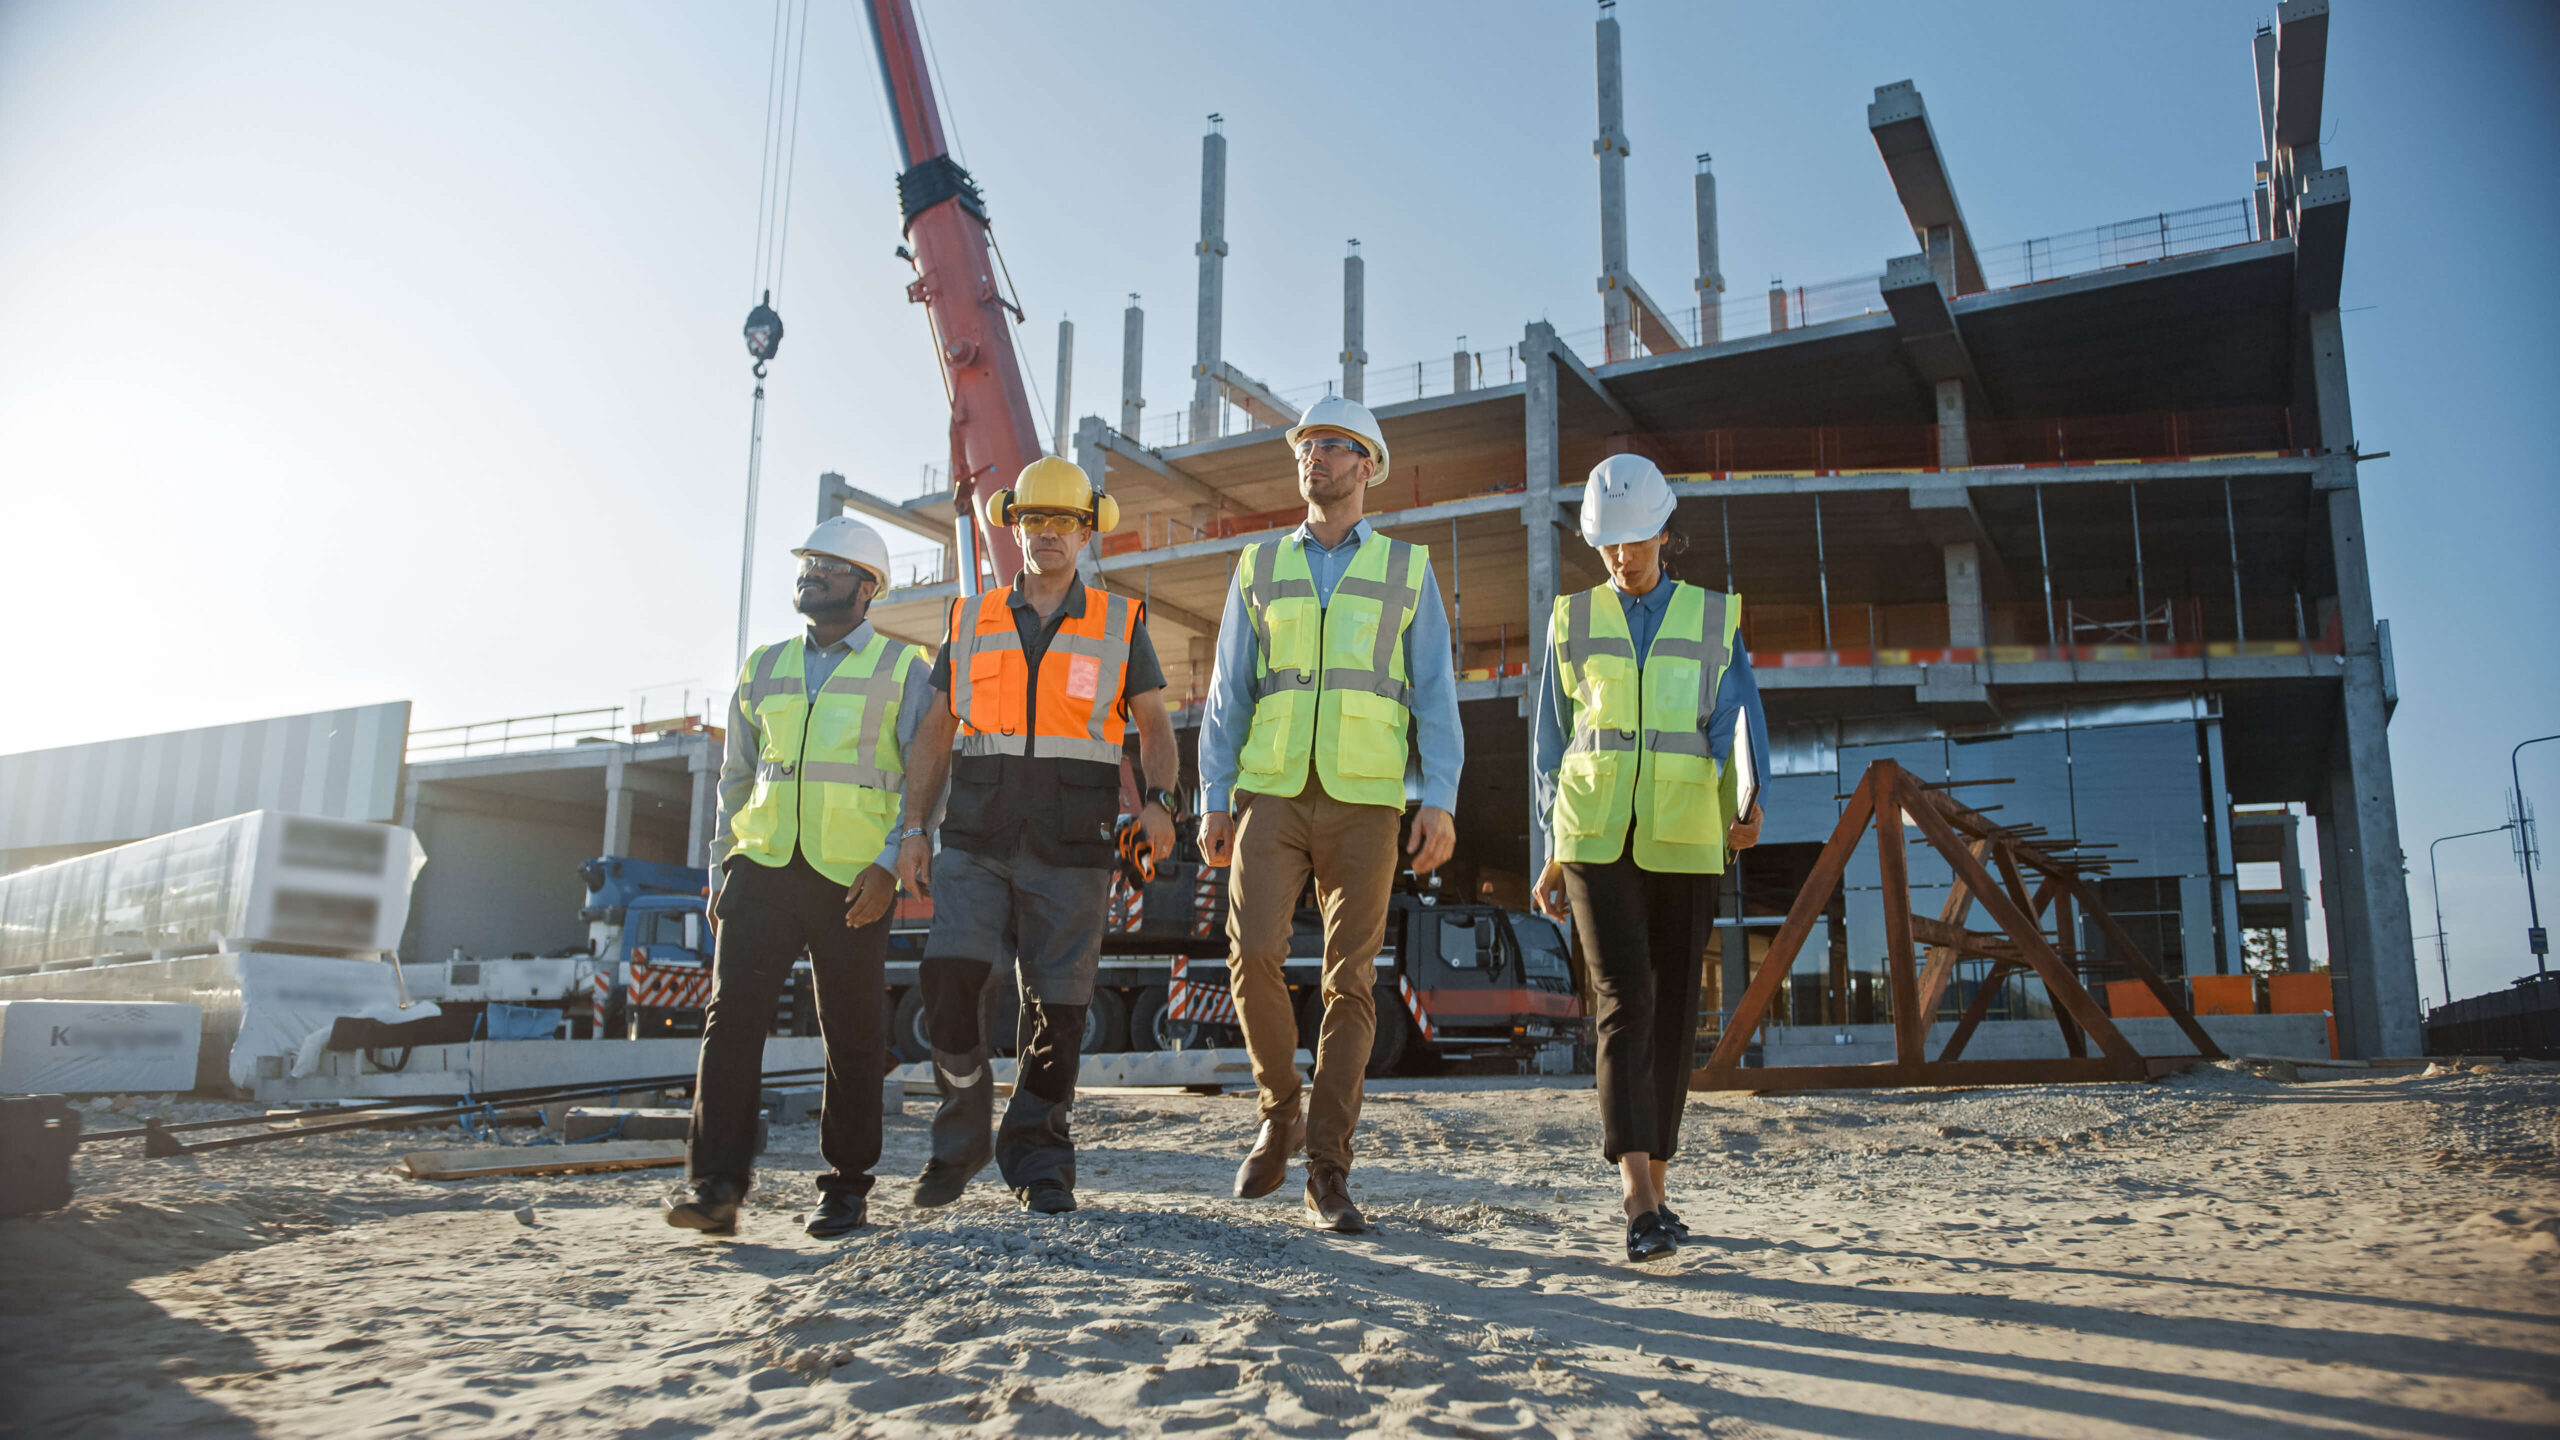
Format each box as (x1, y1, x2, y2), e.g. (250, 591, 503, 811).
(1531, 581, 1770, 823)
(1198, 518, 1464, 814)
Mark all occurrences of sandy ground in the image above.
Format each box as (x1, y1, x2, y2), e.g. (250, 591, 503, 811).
(3, 1063, 2556, 1439)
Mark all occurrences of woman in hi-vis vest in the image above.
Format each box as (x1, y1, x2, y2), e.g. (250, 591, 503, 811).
(1532, 454, 1768, 1263)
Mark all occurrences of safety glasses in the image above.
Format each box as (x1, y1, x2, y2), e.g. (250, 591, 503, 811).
(797, 555, 860, 577)
(1294, 436, 1370, 460)
(1013, 512, 1088, 536)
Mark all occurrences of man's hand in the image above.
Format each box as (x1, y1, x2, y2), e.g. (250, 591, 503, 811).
(1197, 810, 1235, 867)
(1533, 858, 1571, 921)
(1140, 802, 1175, 867)
(896, 833, 933, 899)
(845, 863, 899, 929)
(1406, 806, 1457, 875)
(1728, 800, 1764, 852)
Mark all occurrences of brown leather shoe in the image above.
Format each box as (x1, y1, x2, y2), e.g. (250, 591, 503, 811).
(1303, 1166, 1367, 1234)
(1233, 1105, 1303, 1199)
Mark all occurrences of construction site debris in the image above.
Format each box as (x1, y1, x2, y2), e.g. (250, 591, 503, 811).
(401, 1139, 685, 1182)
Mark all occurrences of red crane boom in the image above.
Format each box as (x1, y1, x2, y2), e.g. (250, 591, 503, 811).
(862, 0, 1035, 588)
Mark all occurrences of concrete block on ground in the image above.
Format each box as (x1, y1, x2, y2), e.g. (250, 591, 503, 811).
(763, 1085, 822, 1126)
(565, 1106, 759, 1153)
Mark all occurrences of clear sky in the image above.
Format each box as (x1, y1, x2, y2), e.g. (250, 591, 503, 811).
(2, 1, 2554, 1004)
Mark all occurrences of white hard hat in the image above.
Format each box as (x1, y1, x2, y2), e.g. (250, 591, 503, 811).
(1579, 454, 1678, 547)
(795, 515, 893, 588)
(1284, 395, 1391, 487)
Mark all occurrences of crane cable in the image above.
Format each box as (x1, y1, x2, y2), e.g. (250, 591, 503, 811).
(748, 0, 814, 306)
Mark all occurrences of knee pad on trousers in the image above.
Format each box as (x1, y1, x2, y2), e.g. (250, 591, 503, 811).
(920, 955, 994, 1053)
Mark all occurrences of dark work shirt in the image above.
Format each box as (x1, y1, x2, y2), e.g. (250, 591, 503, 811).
(929, 573, 1165, 867)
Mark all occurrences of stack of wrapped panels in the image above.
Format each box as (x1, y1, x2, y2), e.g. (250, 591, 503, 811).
(0, 811, 420, 971)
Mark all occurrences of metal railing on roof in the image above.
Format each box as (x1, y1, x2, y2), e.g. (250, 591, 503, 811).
(406, 708, 625, 762)
(1133, 197, 2258, 446)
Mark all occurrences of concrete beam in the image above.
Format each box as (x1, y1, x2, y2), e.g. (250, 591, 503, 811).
(2293, 167, 2350, 312)
(1905, 483, 2016, 596)
(1619, 272, 1689, 356)
(1543, 329, 1639, 432)
(1093, 428, 1231, 512)
(1867, 81, 1987, 295)
(1210, 361, 1298, 430)
(2274, 0, 2330, 150)
(1880, 253, 1981, 388)
(1086, 488, 1533, 576)
(819, 472, 952, 546)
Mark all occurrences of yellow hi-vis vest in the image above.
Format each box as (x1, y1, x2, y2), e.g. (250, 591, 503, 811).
(1549, 582, 1743, 873)
(1233, 530, 1428, 809)
(728, 632, 928, 885)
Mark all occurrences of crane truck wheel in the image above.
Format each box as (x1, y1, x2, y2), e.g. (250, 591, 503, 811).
(890, 988, 933, 1065)
(1295, 984, 1411, 1076)
(1086, 988, 1130, 1054)
(1128, 985, 1172, 1051)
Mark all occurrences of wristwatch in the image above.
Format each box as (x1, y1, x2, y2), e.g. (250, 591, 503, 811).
(1141, 787, 1181, 818)
(898, 826, 929, 843)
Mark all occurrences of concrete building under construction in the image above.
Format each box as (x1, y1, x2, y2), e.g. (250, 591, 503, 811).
(840, 1, 2418, 1057)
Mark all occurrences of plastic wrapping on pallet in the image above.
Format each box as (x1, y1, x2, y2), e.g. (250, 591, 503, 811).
(0, 1000, 203, 1093)
(0, 810, 424, 970)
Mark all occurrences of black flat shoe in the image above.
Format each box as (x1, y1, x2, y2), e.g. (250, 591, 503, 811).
(1626, 1208, 1680, 1263)
(666, 1177, 746, 1236)
(1018, 1180, 1078, 1215)
(912, 1156, 984, 1209)
(805, 1192, 868, 1238)
(1659, 1203, 1691, 1240)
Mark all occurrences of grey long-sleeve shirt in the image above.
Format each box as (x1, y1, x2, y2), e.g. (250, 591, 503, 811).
(709, 621, 937, 875)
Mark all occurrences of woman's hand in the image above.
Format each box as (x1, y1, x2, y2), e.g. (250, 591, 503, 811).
(1728, 801, 1763, 852)
(1533, 858, 1572, 921)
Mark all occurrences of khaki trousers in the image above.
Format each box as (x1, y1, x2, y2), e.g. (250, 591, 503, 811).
(1225, 785, 1401, 1172)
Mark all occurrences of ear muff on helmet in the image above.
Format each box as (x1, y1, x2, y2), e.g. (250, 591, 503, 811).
(981, 486, 1119, 533)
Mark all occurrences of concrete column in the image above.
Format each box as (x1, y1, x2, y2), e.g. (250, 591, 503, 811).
(1768, 282, 1789, 333)
(1934, 378, 1970, 470)
(2307, 308, 2421, 1056)
(687, 744, 721, 869)
(2279, 810, 2311, 971)
(1340, 241, 1366, 403)
(1119, 296, 1145, 437)
(2204, 716, 2244, 977)
(1074, 416, 1109, 586)
(1943, 542, 1983, 648)
(602, 746, 635, 858)
(1926, 225, 1957, 297)
(1693, 154, 1724, 344)
(1593, 7, 1632, 363)
(1050, 318, 1074, 456)
(1451, 341, 1472, 395)
(1189, 121, 1228, 445)
(1521, 322, 1565, 877)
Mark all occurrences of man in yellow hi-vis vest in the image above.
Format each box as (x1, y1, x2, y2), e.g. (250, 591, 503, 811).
(1197, 396, 1464, 1234)
(666, 516, 932, 1241)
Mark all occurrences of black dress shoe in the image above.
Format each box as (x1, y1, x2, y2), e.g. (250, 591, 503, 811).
(1658, 1203, 1691, 1240)
(666, 1177, 746, 1236)
(805, 1192, 868, 1238)
(1017, 1180, 1077, 1215)
(1626, 1208, 1680, 1263)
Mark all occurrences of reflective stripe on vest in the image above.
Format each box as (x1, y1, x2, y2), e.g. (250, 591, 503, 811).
(1549, 582, 1741, 873)
(727, 632, 925, 885)
(948, 585, 1133, 767)
(1234, 531, 1427, 809)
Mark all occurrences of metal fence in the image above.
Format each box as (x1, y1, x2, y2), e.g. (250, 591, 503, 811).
(406, 708, 626, 762)
(1130, 197, 2259, 447)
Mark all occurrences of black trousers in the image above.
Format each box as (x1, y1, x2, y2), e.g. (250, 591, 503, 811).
(689, 851, 887, 1195)
(1560, 857, 1719, 1164)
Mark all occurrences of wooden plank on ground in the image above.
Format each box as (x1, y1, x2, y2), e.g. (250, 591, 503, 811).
(403, 1139, 685, 1181)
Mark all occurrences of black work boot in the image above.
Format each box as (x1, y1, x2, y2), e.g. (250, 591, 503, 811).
(805, 1192, 868, 1239)
(913, 1048, 994, 1208)
(666, 1176, 746, 1236)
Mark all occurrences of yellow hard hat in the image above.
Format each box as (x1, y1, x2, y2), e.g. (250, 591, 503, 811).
(981, 455, 1120, 533)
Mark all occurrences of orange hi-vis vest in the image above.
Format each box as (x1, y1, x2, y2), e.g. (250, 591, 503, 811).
(945, 585, 1137, 766)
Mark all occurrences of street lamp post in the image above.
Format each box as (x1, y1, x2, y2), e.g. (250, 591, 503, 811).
(2514, 734, 2559, 975)
(2429, 824, 2513, 1011)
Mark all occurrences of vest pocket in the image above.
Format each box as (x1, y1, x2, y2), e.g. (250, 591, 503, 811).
(756, 695, 805, 761)
(966, 650, 1021, 733)
(1239, 707, 1292, 779)
(809, 694, 864, 755)
(1555, 752, 1621, 838)
(819, 785, 899, 868)
(1330, 689, 1406, 779)
(1648, 753, 1721, 845)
